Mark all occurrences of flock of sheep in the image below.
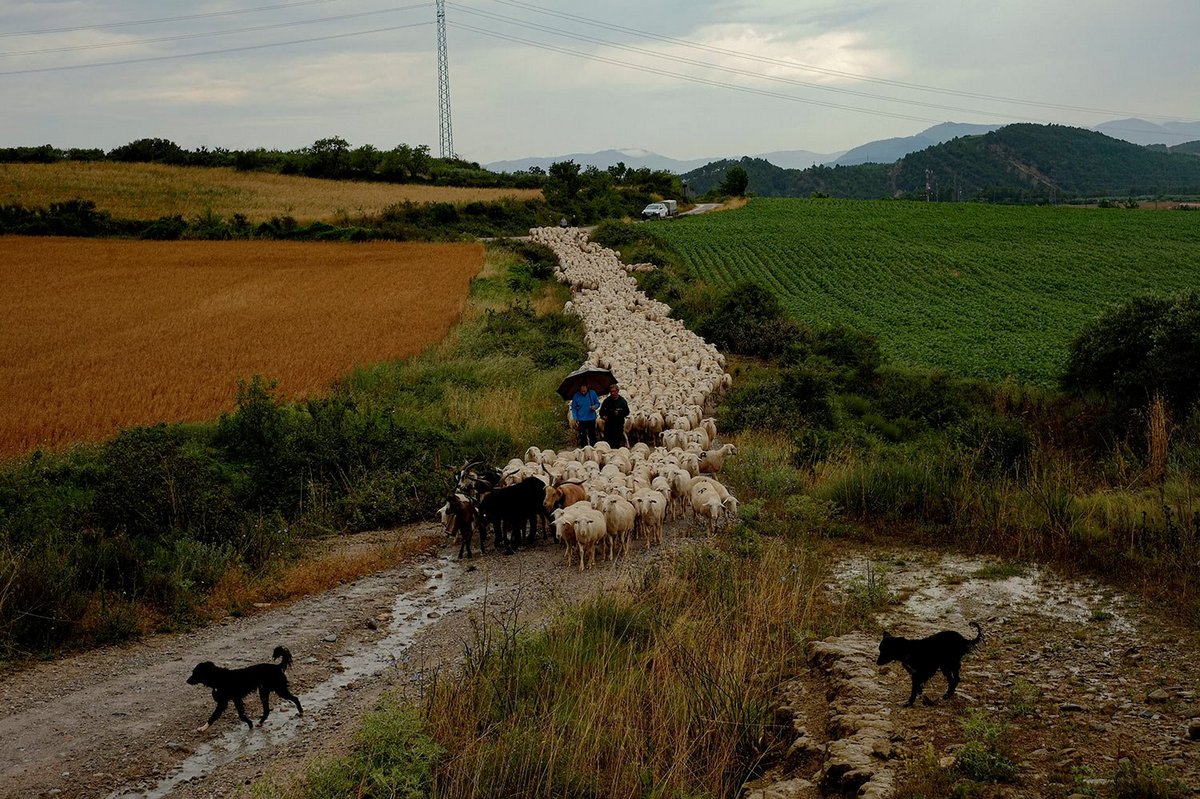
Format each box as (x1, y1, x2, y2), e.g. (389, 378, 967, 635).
(440, 227, 739, 570)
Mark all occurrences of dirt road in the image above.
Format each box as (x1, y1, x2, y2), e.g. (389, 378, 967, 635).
(9, 525, 1200, 799)
(0, 523, 673, 799)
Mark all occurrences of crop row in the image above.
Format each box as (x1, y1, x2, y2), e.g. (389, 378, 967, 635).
(654, 199, 1200, 384)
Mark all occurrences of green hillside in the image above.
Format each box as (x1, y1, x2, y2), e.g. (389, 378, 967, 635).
(683, 124, 1200, 200)
(651, 198, 1200, 384)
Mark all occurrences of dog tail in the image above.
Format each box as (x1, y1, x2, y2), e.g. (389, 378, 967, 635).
(273, 646, 293, 670)
(966, 621, 983, 651)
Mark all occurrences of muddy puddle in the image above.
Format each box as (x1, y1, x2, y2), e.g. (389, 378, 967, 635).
(111, 557, 486, 799)
(833, 551, 1136, 635)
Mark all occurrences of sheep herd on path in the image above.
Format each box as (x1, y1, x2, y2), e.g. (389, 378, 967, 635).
(439, 226, 739, 570)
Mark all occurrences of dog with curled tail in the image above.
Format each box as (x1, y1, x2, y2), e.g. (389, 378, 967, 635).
(187, 645, 302, 732)
(877, 622, 983, 706)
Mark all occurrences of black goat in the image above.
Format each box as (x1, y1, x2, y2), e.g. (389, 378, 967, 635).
(454, 460, 501, 500)
(478, 476, 547, 553)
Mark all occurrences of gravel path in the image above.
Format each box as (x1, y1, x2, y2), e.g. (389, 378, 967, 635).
(0, 523, 689, 799)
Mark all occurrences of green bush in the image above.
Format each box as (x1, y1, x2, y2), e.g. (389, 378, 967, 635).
(1063, 290, 1200, 415)
(720, 364, 835, 433)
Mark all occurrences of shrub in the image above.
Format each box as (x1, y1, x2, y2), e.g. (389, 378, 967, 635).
(1063, 290, 1200, 415)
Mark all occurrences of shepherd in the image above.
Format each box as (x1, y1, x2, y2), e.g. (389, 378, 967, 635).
(599, 383, 630, 449)
(571, 381, 600, 447)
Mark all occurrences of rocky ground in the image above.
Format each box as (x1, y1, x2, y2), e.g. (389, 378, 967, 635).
(748, 548, 1200, 798)
(6, 533, 1200, 799)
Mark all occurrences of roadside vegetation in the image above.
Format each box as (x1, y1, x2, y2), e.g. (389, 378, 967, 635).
(0, 241, 584, 661)
(591, 216, 1200, 622)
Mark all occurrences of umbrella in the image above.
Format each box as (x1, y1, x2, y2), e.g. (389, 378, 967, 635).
(556, 366, 617, 400)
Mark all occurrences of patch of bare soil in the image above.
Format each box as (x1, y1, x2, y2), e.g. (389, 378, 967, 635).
(0, 522, 697, 799)
(758, 547, 1200, 798)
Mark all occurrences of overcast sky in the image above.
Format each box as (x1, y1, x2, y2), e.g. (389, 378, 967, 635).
(2, 0, 1198, 163)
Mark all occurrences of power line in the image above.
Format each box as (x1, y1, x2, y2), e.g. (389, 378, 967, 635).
(0, 21, 433, 77)
(0, 0, 339, 38)
(450, 3, 1058, 125)
(451, 21, 942, 125)
(1, 4, 432, 59)
(486, 0, 1199, 123)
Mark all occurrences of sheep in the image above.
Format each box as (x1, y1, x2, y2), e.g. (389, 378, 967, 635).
(698, 443, 738, 473)
(599, 494, 637, 558)
(631, 488, 668, 547)
(689, 483, 726, 534)
(571, 506, 609, 571)
(552, 502, 594, 569)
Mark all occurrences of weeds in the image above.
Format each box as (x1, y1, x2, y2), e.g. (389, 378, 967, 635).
(1007, 677, 1041, 717)
(1113, 758, 1189, 799)
(416, 538, 835, 799)
(972, 562, 1027, 580)
(955, 709, 1018, 783)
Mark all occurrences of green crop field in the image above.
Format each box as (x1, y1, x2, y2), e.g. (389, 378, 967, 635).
(654, 198, 1200, 384)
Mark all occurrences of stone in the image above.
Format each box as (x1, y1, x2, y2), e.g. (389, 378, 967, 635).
(1147, 689, 1171, 703)
(1059, 703, 1084, 712)
(365, 619, 378, 630)
(1089, 722, 1108, 733)
(1188, 719, 1200, 741)
(322, 634, 337, 643)
(745, 777, 814, 799)
(786, 736, 820, 761)
(1083, 778, 1114, 788)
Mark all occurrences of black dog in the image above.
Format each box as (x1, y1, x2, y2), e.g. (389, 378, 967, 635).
(877, 622, 983, 706)
(187, 645, 302, 732)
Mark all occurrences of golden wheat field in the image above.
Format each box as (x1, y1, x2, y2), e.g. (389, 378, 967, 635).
(0, 162, 543, 222)
(0, 237, 484, 459)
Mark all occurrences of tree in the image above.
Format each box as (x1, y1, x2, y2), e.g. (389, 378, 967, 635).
(304, 136, 350, 178)
(546, 160, 583, 202)
(108, 138, 186, 164)
(720, 165, 749, 196)
(1063, 290, 1200, 415)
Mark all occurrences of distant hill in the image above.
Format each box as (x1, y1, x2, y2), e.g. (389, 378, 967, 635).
(485, 149, 716, 175)
(749, 148, 842, 169)
(681, 124, 1200, 200)
(1092, 119, 1200, 146)
(1170, 140, 1200, 156)
(484, 147, 841, 175)
(831, 122, 1002, 165)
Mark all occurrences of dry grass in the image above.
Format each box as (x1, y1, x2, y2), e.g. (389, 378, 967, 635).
(0, 237, 484, 459)
(424, 539, 841, 798)
(0, 162, 543, 222)
(201, 532, 441, 620)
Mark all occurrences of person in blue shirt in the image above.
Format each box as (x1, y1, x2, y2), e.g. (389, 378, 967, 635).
(571, 382, 600, 446)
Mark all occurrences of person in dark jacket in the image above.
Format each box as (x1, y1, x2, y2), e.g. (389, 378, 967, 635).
(571, 382, 600, 446)
(599, 383, 630, 449)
